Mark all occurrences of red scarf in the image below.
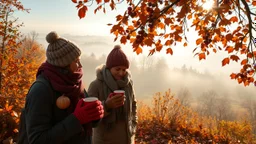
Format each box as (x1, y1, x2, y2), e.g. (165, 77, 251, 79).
(36, 62, 84, 112)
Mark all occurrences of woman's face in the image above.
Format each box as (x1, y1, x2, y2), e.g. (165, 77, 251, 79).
(110, 66, 127, 80)
(69, 57, 82, 73)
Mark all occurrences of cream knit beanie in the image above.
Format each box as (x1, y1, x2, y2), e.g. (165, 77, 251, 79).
(45, 31, 81, 67)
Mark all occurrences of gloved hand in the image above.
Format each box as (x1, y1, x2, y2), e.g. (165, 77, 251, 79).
(73, 99, 104, 124)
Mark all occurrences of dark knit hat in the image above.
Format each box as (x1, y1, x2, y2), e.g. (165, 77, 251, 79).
(46, 31, 81, 67)
(106, 45, 129, 69)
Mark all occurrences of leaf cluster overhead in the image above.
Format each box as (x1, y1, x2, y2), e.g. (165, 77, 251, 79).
(72, 0, 256, 86)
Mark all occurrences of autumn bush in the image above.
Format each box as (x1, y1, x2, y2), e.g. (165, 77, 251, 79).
(0, 34, 45, 142)
(135, 89, 256, 144)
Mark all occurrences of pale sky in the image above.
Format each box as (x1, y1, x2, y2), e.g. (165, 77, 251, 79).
(15, 0, 244, 79)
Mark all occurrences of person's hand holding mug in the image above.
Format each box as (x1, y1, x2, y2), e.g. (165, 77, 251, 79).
(105, 90, 126, 109)
(73, 97, 104, 125)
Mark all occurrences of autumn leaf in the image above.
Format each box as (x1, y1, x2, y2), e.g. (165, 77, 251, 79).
(135, 47, 143, 55)
(96, 0, 102, 4)
(230, 16, 238, 23)
(107, 23, 112, 26)
(198, 53, 205, 60)
(116, 15, 123, 21)
(166, 48, 173, 55)
(120, 36, 127, 44)
(196, 38, 203, 45)
(183, 42, 187, 47)
(240, 59, 247, 65)
(72, 0, 77, 3)
(222, 57, 230, 66)
(78, 6, 87, 19)
(230, 73, 237, 79)
(252, 1, 256, 6)
(230, 55, 240, 62)
(144, 38, 153, 46)
(164, 18, 172, 25)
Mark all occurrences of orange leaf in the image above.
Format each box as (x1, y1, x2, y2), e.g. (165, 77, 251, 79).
(183, 42, 187, 47)
(72, 0, 77, 3)
(135, 47, 143, 55)
(222, 57, 230, 66)
(165, 40, 172, 46)
(240, 59, 247, 65)
(158, 22, 165, 29)
(230, 55, 240, 62)
(252, 1, 256, 6)
(230, 73, 237, 79)
(230, 16, 238, 23)
(120, 36, 127, 44)
(198, 53, 205, 60)
(107, 23, 112, 26)
(213, 48, 217, 53)
(96, 0, 102, 4)
(196, 38, 203, 45)
(166, 48, 173, 55)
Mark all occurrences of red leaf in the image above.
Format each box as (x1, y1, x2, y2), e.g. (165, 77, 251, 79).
(78, 6, 87, 19)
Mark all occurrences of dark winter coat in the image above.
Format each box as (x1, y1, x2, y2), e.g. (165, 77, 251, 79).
(18, 75, 92, 144)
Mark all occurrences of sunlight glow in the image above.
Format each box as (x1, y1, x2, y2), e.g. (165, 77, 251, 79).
(203, 0, 214, 10)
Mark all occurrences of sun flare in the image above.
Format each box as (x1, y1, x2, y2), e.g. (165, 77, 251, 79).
(203, 0, 214, 10)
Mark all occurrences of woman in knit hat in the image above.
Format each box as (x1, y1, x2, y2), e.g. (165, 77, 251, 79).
(18, 31, 104, 144)
(87, 45, 137, 144)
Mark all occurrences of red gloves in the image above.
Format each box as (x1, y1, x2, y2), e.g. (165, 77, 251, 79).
(73, 99, 104, 125)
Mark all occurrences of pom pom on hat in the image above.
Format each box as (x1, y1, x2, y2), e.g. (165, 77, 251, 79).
(45, 31, 81, 67)
(106, 45, 129, 69)
(46, 31, 59, 44)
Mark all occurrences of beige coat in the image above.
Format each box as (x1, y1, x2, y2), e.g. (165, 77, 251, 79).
(87, 65, 137, 144)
